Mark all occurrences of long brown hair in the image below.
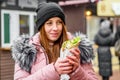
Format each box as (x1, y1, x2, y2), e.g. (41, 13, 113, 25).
(39, 23, 68, 63)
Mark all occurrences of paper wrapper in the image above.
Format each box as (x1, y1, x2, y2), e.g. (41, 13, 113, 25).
(60, 36, 80, 80)
(60, 49, 71, 80)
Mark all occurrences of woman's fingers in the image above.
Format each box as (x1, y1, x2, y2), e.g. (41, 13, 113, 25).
(69, 47, 80, 62)
(54, 47, 80, 74)
(66, 47, 80, 71)
(54, 58, 73, 74)
(70, 47, 80, 59)
(67, 55, 78, 63)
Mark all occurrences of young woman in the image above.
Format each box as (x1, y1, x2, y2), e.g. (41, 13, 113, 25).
(11, 2, 98, 80)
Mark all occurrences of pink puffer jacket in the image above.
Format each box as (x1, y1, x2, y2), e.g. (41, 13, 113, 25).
(14, 33, 98, 80)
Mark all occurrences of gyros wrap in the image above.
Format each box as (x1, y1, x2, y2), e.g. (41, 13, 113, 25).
(60, 36, 81, 80)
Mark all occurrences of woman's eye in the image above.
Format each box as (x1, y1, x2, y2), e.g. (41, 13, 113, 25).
(57, 21, 62, 25)
(46, 22, 52, 25)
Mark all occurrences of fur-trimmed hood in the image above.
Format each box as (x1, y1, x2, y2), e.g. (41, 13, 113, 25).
(74, 32, 94, 63)
(11, 35, 37, 73)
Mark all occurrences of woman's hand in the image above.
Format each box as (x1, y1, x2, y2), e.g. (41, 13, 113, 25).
(54, 58, 73, 75)
(66, 47, 80, 72)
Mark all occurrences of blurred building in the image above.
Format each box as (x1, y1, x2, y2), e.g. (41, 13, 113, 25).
(87, 0, 120, 42)
(0, 0, 37, 79)
(0, 0, 97, 80)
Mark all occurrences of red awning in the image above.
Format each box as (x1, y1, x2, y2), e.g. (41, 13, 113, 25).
(58, 0, 89, 6)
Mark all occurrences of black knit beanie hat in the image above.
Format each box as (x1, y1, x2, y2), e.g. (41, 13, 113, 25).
(36, 2, 65, 30)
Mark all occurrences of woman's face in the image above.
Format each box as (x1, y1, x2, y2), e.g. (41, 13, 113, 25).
(44, 17, 63, 42)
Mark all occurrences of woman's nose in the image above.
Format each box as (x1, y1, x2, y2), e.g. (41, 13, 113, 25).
(52, 23, 58, 30)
